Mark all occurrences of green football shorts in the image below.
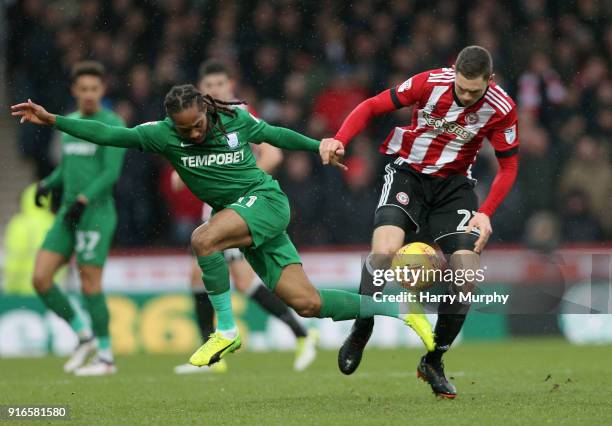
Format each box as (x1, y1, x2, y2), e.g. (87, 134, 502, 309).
(226, 189, 301, 290)
(42, 200, 117, 266)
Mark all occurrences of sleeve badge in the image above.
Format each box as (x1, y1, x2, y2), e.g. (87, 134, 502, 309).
(503, 125, 517, 144)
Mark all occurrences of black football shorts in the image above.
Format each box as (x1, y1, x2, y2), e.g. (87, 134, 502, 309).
(374, 158, 481, 253)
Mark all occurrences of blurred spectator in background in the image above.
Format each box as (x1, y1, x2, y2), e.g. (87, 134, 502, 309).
(309, 72, 368, 139)
(524, 211, 561, 254)
(518, 51, 567, 128)
(327, 149, 379, 245)
(3, 185, 57, 295)
(560, 189, 604, 243)
(127, 64, 163, 125)
(559, 136, 611, 238)
(279, 152, 327, 246)
(516, 123, 559, 219)
(6, 0, 612, 247)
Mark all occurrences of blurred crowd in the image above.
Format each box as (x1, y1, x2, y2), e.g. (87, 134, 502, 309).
(6, 0, 612, 248)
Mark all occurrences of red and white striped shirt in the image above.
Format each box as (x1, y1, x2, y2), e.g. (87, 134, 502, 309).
(380, 68, 518, 177)
(334, 67, 519, 216)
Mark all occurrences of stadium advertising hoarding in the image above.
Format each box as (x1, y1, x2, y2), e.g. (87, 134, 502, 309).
(0, 249, 610, 356)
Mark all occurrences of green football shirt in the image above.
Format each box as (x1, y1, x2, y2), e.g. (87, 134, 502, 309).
(54, 107, 320, 211)
(134, 109, 299, 210)
(43, 108, 126, 204)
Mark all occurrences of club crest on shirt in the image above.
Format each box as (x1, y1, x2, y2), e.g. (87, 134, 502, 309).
(226, 132, 240, 150)
(396, 192, 410, 205)
(424, 103, 436, 113)
(465, 112, 479, 125)
(504, 125, 517, 144)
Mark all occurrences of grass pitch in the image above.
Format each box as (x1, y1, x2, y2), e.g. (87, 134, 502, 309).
(0, 338, 610, 425)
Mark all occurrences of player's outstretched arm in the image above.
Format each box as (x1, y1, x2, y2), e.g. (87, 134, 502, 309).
(333, 89, 400, 145)
(318, 88, 408, 171)
(260, 126, 348, 171)
(11, 99, 142, 149)
(244, 109, 346, 169)
(257, 125, 319, 152)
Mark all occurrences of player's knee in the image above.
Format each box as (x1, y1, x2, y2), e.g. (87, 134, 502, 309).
(374, 244, 400, 256)
(449, 249, 480, 294)
(294, 299, 320, 318)
(450, 250, 479, 270)
(371, 229, 404, 257)
(32, 269, 52, 293)
(81, 280, 101, 295)
(191, 227, 218, 256)
(369, 242, 402, 270)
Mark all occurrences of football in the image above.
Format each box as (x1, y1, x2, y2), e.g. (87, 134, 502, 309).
(391, 242, 443, 291)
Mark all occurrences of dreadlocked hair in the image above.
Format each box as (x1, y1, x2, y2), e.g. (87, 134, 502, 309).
(163, 84, 246, 134)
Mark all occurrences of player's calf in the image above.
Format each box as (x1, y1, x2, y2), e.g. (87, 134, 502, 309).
(276, 272, 321, 318)
(422, 247, 479, 396)
(290, 297, 321, 318)
(33, 252, 92, 344)
(32, 270, 52, 293)
(79, 265, 114, 365)
(336, 221, 407, 375)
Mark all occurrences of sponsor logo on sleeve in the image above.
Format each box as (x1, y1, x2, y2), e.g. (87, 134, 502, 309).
(398, 78, 412, 93)
(504, 125, 517, 144)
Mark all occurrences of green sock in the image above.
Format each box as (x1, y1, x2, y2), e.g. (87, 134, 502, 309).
(38, 284, 76, 323)
(83, 293, 110, 342)
(208, 291, 236, 332)
(98, 336, 111, 351)
(197, 253, 235, 332)
(69, 311, 88, 335)
(39, 285, 90, 337)
(317, 289, 402, 321)
(197, 253, 230, 295)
